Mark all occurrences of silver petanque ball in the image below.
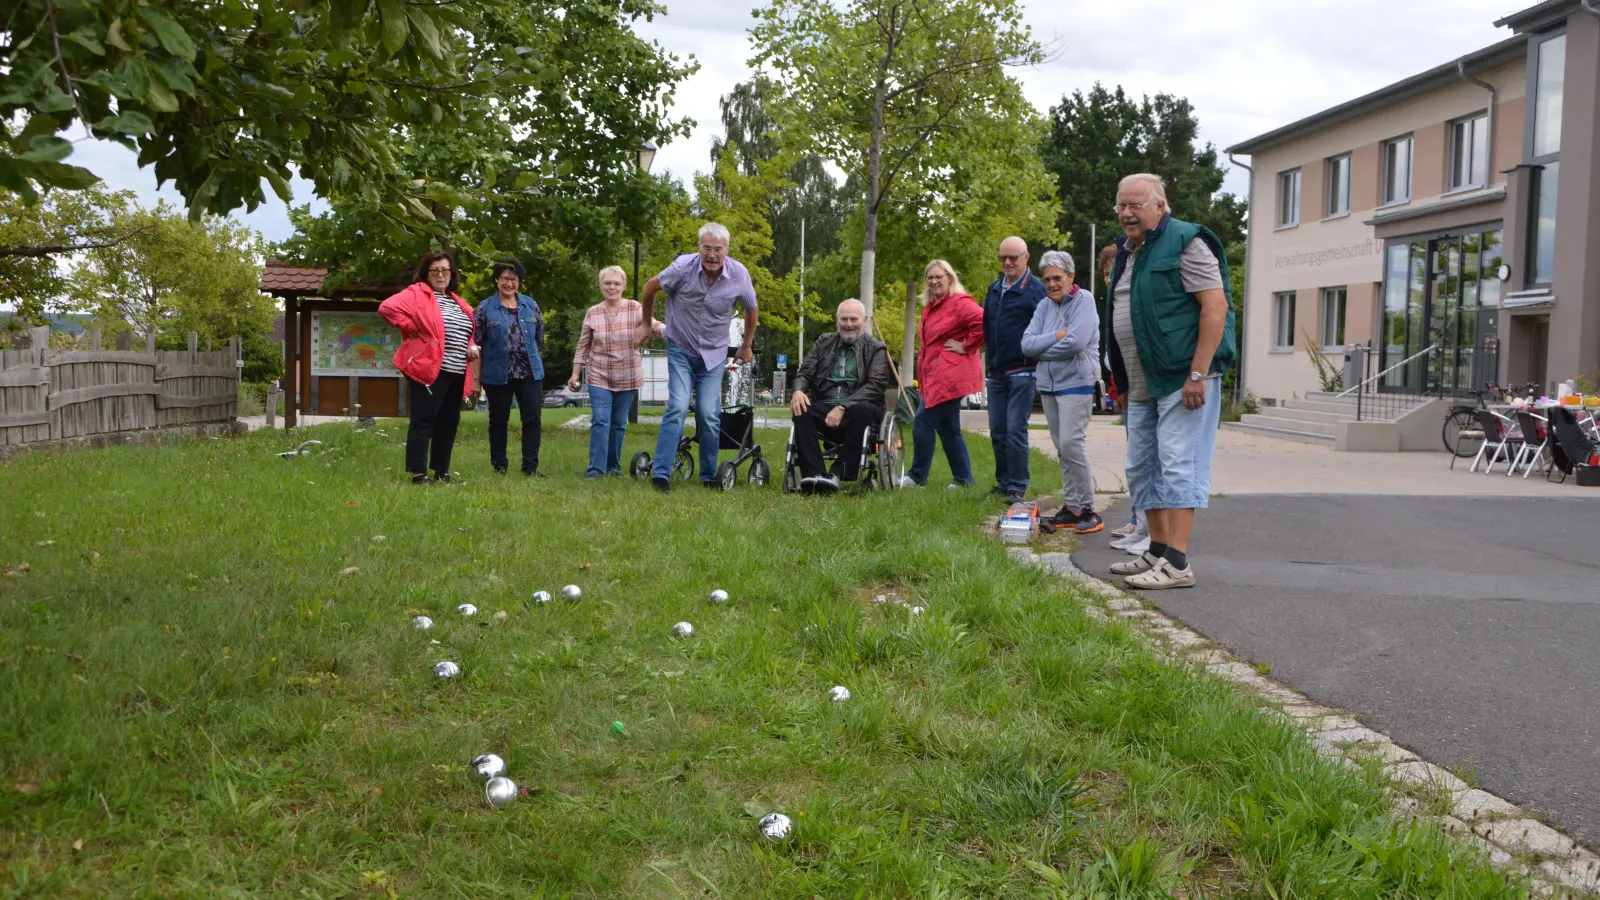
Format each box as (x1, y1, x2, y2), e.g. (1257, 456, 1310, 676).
(910, 606, 925, 617)
(484, 776, 518, 810)
(413, 615, 433, 631)
(758, 812, 792, 841)
(562, 584, 582, 600)
(532, 590, 552, 605)
(709, 589, 729, 604)
(829, 685, 851, 703)
(671, 621, 695, 638)
(457, 603, 477, 617)
(471, 753, 506, 781)
(433, 660, 461, 680)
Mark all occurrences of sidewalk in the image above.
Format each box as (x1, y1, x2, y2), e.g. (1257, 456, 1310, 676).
(1024, 417, 1600, 499)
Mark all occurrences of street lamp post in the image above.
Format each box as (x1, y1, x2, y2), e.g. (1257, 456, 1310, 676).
(629, 140, 656, 424)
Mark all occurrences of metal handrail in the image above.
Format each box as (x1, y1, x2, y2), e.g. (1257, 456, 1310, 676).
(1334, 343, 1438, 399)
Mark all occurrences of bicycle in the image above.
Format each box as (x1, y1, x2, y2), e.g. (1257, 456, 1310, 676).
(1441, 382, 1541, 457)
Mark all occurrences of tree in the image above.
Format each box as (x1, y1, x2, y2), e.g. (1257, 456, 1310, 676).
(753, 0, 1048, 320)
(1040, 84, 1247, 288)
(0, 185, 136, 323)
(69, 200, 281, 381)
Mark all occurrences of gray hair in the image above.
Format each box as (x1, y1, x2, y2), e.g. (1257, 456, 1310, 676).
(837, 298, 866, 316)
(698, 222, 731, 244)
(597, 265, 626, 286)
(1038, 250, 1074, 275)
(1119, 173, 1168, 205)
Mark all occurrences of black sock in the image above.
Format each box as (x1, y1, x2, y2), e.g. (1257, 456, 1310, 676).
(1148, 541, 1168, 559)
(1164, 547, 1188, 570)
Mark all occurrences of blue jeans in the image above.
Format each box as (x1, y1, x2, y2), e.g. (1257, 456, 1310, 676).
(986, 371, 1036, 493)
(908, 396, 973, 486)
(653, 339, 725, 482)
(587, 386, 636, 476)
(1125, 379, 1221, 510)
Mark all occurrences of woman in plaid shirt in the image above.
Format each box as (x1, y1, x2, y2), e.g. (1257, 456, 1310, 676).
(567, 266, 664, 477)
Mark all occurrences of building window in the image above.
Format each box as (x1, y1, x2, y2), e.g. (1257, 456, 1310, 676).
(1273, 291, 1296, 350)
(1532, 34, 1566, 158)
(1528, 162, 1559, 285)
(1325, 154, 1351, 216)
(1448, 114, 1489, 190)
(1321, 287, 1347, 349)
(1380, 136, 1412, 205)
(1276, 169, 1300, 227)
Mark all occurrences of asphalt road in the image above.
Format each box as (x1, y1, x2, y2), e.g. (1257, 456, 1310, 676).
(1072, 495, 1600, 849)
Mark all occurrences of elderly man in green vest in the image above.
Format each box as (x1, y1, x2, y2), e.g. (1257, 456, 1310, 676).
(1104, 173, 1236, 590)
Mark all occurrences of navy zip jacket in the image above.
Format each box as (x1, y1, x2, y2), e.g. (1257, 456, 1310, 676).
(983, 271, 1048, 376)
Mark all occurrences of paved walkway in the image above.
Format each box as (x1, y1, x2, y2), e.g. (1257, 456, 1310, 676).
(1025, 418, 1599, 499)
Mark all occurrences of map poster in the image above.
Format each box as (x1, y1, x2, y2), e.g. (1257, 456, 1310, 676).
(310, 311, 402, 377)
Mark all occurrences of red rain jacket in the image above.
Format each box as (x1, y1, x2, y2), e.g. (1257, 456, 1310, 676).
(916, 291, 985, 408)
(378, 282, 477, 398)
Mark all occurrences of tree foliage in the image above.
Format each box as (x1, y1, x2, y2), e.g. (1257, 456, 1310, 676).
(0, 186, 133, 322)
(1040, 84, 1247, 280)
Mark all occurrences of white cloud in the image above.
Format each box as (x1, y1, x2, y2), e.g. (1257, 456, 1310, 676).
(74, 0, 1519, 240)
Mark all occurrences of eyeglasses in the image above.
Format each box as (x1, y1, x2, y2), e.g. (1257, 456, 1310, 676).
(1112, 201, 1157, 214)
(998, 254, 1024, 264)
(427, 267, 452, 275)
(1040, 274, 1069, 284)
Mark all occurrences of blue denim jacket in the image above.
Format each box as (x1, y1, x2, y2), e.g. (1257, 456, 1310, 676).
(474, 294, 545, 385)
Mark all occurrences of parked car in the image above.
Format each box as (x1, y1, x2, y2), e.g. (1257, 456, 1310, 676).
(960, 391, 986, 410)
(543, 385, 589, 408)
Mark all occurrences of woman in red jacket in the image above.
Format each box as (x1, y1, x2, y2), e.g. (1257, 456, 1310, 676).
(379, 251, 479, 484)
(902, 259, 984, 487)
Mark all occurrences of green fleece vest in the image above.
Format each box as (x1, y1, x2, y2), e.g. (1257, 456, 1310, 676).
(1125, 218, 1237, 399)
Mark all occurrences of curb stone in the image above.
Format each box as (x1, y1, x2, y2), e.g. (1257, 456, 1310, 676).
(994, 512, 1600, 898)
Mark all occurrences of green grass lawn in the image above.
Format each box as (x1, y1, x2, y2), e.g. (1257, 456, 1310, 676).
(0, 417, 1527, 898)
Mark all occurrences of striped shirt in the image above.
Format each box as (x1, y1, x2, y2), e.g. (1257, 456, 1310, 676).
(436, 291, 472, 375)
(575, 300, 661, 391)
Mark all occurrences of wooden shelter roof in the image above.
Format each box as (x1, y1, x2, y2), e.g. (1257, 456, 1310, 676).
(259, 259, 409, 300)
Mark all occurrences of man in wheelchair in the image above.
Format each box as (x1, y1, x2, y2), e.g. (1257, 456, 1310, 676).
(789, 299, 891, 494)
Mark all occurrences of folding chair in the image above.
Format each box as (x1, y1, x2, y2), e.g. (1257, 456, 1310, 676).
(1546, 406, 1598, 485)
(1508, 410, 1549, 478)
(1468, 409, 1517, 474)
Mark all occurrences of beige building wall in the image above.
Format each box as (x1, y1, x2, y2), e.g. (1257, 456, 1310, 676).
(1243, 61, 1526, 404)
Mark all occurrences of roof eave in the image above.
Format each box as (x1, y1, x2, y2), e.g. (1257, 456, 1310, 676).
(1494, 0, 1578, 32)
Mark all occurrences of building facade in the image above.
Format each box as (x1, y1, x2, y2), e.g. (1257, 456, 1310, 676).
(1230, 1, 1600, 405)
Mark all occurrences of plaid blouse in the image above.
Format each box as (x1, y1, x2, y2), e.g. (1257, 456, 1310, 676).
(574, 300, 662, 391)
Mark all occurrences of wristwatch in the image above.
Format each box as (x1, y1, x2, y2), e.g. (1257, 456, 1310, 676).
(1189, 370, 1205, 382)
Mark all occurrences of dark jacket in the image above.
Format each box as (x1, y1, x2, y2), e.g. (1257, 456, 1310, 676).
(1105, 213, 1236, 400)
(473, 293, 546, 385)
(983, 272, 1048, 375)
(794, 331, 890, 409)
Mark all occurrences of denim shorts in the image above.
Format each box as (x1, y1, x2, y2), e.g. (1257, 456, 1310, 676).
(1124, 378, 1221, 510)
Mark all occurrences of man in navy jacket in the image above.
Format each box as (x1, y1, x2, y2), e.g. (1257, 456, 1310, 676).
(983, 236, 1047, 502)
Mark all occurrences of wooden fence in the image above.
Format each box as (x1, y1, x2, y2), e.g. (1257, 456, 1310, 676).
(0, 326, 239, 449)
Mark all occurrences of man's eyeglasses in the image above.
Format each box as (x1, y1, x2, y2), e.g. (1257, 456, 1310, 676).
(1112, 201, 1156, 214)
(998, 254, 1023, 264)
(427, 267, 453, 275)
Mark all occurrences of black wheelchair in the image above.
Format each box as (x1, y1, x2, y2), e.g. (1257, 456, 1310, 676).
(780, 405, 906, 493)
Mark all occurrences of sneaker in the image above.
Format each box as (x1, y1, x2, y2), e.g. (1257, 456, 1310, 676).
(1110, 528, 1149, 550)
(411, 473, 430, 485)
(946, 483, 964, 490)
(1073, 511, 1104, 535)
(898, 475, 922, 488)
(702, 480, 721, 490)
(1110, 552, 1159, 576)
(434, 473, 453, 485)
(799, 475, 818, 495)
(1120, 536, 1151, 556)
(493, 465, 508, 475)
(525, 470, 544, 478)
(652, 477, 671, 493)
(1048, 506, 1081, 527)
(585, 472, 602, 480)
(987, 486, 1008, 497)
(1123, 557, 1196, 590)
(1110, 521, 1137, 538)
(813, 473, 842, 494)
(1003, 491, 1026, 504)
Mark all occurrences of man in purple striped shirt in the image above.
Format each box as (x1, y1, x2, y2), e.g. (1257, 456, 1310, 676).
(637, 222, 759, 491)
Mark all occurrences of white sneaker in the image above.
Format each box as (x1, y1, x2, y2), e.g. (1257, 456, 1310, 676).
(1109, 552, 1159, 576)
(1123, 557, 1196, 590)
(898, 475, 921, 488)
(1120, 537, 1151, 556)
(946, 483, 962, 490)
(1110, 522, 1137, 538)
(1109, 529, 1148, 550)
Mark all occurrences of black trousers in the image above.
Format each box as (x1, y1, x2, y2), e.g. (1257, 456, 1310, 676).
(485, 377, 543, 474)
(406, 371, 466, 476)
(792, 402, 885, 480)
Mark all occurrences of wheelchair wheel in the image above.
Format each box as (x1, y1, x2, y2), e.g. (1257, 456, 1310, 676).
(716, 461, 738, 490)
(879, 416, 906, 489)
(748, 457, 771, 487)
(672, 449, 695, 483)
(629, 451, 652, 479)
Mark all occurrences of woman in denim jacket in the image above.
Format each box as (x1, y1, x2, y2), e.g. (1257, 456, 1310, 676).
(474, 258, 546, 476)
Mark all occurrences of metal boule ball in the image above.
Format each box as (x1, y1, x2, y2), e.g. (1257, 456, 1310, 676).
(829, 685, 851, 703)
(709, 589, 729, 604)
(532, 590, 552, 604)
(562, 584, 582, 600)
(910, 606, 925, 617)
(671, 621, 695, 638)
(484, 776, 517, 810)
(457, 603, 477, 617)
(758, 812, 792, 841)
(413, 615, 433, 631)
(471, 753, 506, 781)
(433, 661, 461, 680)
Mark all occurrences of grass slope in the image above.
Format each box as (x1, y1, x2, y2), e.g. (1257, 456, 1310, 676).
(0, 415, 1528, 898)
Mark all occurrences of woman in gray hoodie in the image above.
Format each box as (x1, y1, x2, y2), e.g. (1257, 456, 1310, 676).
(1021, 250, 1102, 534)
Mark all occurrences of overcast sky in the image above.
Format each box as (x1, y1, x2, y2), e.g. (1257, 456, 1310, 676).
(87, 0, 1522, 245)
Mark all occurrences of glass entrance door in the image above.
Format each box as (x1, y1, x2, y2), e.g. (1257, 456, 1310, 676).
(1380, 229, 1501, 393)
